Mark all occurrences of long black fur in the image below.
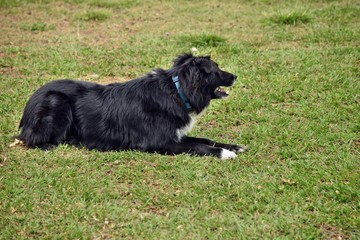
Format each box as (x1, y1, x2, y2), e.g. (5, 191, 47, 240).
(18, 53, 245, 159)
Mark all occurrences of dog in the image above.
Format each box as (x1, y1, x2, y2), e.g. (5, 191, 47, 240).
(17, 53, 245, 159)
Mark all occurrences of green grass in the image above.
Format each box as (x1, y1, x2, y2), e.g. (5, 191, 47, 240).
(88, 0, 141, 9)
(20, 22, 56, 32)
(78, 9, 112, 21)
(265, 11, 313, 25)
(177, 34, 227, 47)
(1, 0, 359, 239)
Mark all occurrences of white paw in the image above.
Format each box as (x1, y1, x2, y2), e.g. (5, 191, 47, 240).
(237, 147, 246, 153)
(220, 148, 237, 160)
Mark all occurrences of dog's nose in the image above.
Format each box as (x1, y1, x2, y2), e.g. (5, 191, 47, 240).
(233, 74, 237, 80)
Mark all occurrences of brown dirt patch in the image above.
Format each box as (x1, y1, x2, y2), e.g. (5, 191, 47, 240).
(319, 223, 349, 240)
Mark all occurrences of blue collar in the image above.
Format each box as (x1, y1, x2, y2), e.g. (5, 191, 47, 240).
(172, 76, 192, 110)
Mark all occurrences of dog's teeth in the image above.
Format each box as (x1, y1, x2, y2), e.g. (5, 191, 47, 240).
(216, 87, 225, 93)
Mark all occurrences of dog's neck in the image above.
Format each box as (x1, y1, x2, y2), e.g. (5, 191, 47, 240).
(172, 76, 192, 111)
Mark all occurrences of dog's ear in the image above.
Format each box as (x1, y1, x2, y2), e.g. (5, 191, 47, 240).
(194, 56, 213, 74)
(179, 56, 212, 91)
(173, 53, 194, 67)
(178, 57, 210, 113)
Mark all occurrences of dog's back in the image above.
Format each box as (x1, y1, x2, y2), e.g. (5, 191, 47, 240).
(18, 80, 104, 149)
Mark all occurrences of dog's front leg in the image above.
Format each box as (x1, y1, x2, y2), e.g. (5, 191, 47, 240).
(182, 136, 246, 153)
(157, 141, 237, 160)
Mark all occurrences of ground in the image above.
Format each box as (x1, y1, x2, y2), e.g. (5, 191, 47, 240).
(0, 0, 359, 239)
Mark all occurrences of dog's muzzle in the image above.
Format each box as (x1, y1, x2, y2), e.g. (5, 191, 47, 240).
(212, 74, 237, 99)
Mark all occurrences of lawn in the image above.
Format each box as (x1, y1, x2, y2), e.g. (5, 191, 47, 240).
(0, 0, 359, 239)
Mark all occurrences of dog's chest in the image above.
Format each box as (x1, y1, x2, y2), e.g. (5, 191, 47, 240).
(176, 115, 195, 141)
(175, 109, 207, 141)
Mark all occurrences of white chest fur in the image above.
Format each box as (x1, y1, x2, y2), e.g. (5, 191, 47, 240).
(176, 115, 196, 141)
(175, 109, 206, 141)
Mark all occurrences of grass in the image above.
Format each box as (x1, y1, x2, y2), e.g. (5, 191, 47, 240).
(78, 9, 112, 21)
(0, 0, 359, 239)
(177, 34, 227, 47)
(20, 22, 56, 32)
(265, 11, 313, 25)
(88, 0, 141, 9)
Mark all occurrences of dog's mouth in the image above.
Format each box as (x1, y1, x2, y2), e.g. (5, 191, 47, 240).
(210, 75, 236, 99)
(212, 86, 230, 99)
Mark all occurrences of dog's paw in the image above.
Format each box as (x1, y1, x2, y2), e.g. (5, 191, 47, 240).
(225, 144, 246, 153)
(235, 146, 246, 153)
(220, 148, 237, 160)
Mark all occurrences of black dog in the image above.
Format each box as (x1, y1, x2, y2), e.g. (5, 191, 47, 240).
(18, 53, 245, 159)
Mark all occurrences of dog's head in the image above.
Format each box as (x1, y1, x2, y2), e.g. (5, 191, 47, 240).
(173, 53, 237, 112)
